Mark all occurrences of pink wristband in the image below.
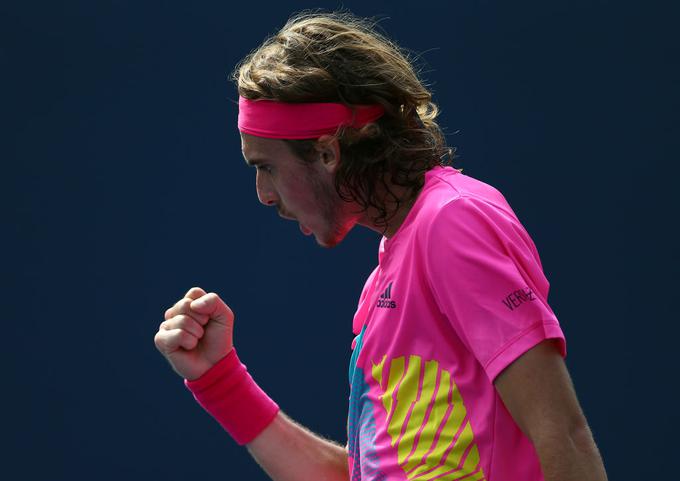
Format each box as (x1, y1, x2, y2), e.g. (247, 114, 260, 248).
(184, 349, 280, 445)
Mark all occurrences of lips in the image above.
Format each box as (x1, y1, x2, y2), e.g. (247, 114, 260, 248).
(277, 210, 311, 235)
(299, 223, 312, 236)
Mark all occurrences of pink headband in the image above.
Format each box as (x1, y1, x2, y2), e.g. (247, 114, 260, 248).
(237, 96, 385, 139)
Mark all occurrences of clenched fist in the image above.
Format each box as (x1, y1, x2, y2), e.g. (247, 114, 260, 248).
(154, 287, 234, 381)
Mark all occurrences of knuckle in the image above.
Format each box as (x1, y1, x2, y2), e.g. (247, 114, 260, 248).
(173, 298, 189, 312)
(181, 316, 203, 336)
(206, 292, 222, 305)
(175, 313, 208, 329)
(191, 321, 205, 337)
(192, 312, 209, 325)
(187, 286, 205, 297)
(180, 330, 197, 348)
(172, 300, 191, 316)
(154, 330, 170, 350)
(167, 331, 182, 349)
(178, 298, 192, 310)
(175, 315, 191, 330)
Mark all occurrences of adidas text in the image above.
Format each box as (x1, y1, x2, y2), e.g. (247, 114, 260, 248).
(377, 281, 397, 309)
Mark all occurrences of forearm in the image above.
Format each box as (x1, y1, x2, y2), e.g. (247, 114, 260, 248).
(246, 411, 349, 481)
(534, 424, 608, 481)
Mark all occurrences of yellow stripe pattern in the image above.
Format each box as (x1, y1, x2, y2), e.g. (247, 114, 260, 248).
(371, 355, 486, 480)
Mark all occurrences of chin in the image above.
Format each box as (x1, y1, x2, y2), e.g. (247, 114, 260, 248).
(318, 238, 341, 248)
(314, 233, 339, 248)
(315, 225, 351, 248)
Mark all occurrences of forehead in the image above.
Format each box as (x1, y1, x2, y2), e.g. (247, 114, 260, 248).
(240, 133, 291, 165)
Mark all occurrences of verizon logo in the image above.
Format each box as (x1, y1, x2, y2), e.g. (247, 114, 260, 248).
(502, 286, 537, 311)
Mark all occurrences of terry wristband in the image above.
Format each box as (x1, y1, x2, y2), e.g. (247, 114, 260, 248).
(184, 349, 280, 445)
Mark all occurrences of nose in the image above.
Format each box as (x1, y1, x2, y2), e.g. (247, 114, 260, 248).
(255, 169, 278, 206)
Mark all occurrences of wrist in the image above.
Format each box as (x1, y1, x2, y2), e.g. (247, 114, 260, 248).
(184, 348, 280, 445)
(184, 348, 237, 385)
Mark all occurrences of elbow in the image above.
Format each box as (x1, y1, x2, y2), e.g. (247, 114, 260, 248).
(530, 414, 595, 452)
(568, 418, 601, 455)
(530, 416, 608, 480)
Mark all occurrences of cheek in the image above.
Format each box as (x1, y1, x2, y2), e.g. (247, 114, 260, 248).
(283, 178, 311, 203)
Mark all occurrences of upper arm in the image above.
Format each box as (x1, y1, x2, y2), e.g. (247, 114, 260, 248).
(424, 197, 567, 381)
(493, 339, 588, 444)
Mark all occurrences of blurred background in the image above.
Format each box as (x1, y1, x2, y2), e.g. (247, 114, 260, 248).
(3, 0, 677, 479)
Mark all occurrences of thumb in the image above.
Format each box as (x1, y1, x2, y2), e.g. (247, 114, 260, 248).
(189, 293, 234, 327)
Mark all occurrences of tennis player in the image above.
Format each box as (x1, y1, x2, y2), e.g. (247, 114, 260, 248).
(154, 11, 608, 481)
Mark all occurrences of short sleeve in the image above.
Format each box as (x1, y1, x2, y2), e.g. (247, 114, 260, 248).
(424, 195, 566, 382)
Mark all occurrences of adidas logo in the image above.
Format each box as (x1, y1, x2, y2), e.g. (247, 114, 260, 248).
(376, 281, 397, 309)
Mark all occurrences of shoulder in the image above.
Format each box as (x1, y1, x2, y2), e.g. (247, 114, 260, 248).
(420, 194, 516, 246)
(416, 193, 543, 277)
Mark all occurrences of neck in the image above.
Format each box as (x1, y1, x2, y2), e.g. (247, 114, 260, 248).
(355, 184, 420, 238)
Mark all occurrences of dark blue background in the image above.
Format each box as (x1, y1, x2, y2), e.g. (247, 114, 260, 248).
(4, 1, 677, 479)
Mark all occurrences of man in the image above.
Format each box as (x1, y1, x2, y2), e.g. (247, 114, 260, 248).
(154, 11, 608, 481)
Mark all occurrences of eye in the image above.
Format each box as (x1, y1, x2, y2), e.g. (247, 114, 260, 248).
(256, 165, 273, 174)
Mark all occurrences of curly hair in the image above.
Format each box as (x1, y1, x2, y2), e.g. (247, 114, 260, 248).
(232, 10, 461, 230)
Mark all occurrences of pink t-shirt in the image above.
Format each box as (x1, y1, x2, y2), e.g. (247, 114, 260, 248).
(347, 166, 566, 481)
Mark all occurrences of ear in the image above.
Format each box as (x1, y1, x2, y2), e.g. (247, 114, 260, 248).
(314, 135, 341, 173)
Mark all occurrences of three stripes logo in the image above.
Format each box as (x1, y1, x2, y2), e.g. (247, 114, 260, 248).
(377, 281, 397, 309)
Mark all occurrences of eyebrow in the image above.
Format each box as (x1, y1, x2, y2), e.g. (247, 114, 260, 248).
(243, 155, 267, 167)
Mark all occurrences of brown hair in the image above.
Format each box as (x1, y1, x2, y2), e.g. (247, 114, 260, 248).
(233, 10, 461, 229)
